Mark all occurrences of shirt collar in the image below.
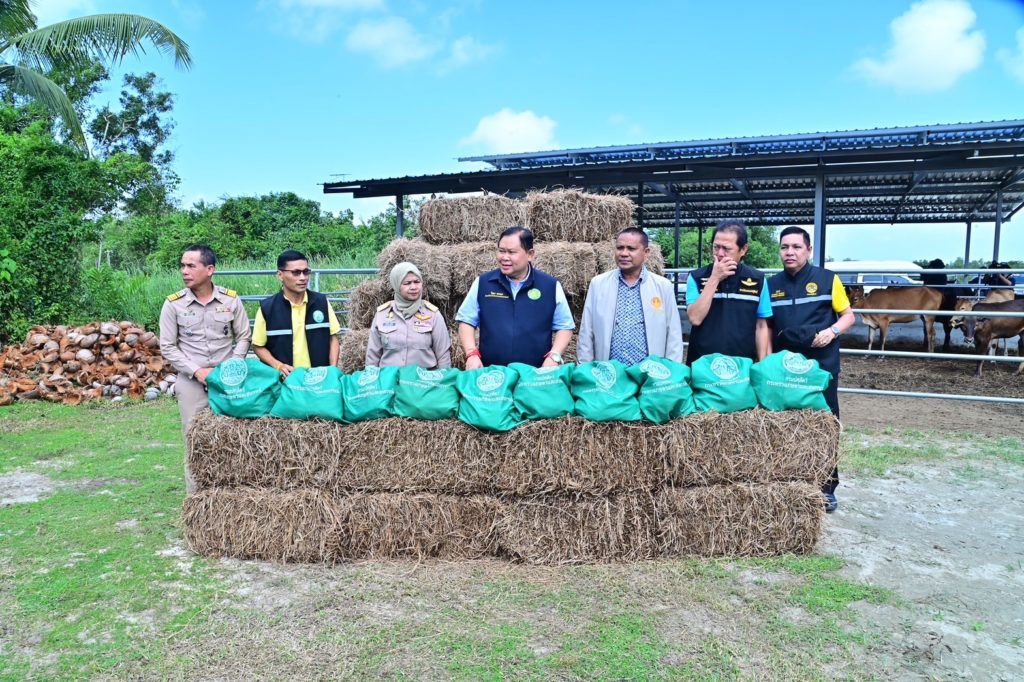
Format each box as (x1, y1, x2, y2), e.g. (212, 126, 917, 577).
(505, 264, 532, 286)
(618, 266, 647, 285)
(283, 291, 308, 307)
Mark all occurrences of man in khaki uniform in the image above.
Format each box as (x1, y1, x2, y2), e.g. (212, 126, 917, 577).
(159, 244, 251, 493)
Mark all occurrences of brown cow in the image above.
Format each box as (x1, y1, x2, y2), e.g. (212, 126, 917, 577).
(950, 289, 1015, 330)
(962, 299, 1024, 377)
(847, 285, 944, 352)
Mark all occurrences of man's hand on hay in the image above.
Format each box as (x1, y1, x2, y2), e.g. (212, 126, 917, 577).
(194, 367, 212, 385)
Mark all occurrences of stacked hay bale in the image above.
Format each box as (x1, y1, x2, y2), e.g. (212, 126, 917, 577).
(182, 409, 840, 564)
(341, 189, 661, 371)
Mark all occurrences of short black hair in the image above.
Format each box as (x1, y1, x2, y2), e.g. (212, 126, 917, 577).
(183, 244, 216, 266)
(778, 226, 811, 247)
(713, 219, 749, 248)
(498, 225, 534, 251)
(277, 249, 308, 270)
(616, 226, 649, 247)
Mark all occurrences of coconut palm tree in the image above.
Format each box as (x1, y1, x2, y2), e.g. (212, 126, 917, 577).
(0, 0, 191, 147)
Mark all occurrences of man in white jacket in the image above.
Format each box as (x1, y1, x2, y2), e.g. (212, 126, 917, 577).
(577, 227, 684, 364)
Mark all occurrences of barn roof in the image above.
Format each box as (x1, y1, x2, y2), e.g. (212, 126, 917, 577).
(323, 120, 1024, 228)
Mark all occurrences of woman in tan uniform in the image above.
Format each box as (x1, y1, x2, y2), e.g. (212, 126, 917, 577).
(365, 262, 452, 369)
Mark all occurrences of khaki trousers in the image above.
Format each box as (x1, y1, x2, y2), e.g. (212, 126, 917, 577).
(175, 373, 208, 495)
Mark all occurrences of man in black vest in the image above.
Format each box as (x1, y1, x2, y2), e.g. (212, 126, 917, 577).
(685, 220, 773, 365)
(253, 250, 340, 377)
(455, 226, 575, 368)
(768, 226, 855, 513)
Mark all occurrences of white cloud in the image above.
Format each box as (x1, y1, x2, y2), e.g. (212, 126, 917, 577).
(273, 0, 384, 43)
(852, 0, 985, 92)
(997, 26, 1024, 85)
(438, 35, 497, 72)
(460, 109, 558, 154)
(345, 16, 439, 68)
(30, 0, 97, 26)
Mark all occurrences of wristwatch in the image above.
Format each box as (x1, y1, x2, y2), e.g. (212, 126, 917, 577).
(830, 325, 841, 335)
(546, 351, 564, 365)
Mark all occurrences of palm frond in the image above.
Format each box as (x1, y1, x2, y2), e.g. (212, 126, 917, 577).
(0, 0, 35, 39)
(8, 14, 191, 71)
(0, 63, 85, 145)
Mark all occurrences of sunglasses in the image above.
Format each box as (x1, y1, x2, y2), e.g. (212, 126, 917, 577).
(280, 268, 312, 277)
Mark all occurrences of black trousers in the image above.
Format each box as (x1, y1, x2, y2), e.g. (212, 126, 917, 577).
(822, 374, 840, 495)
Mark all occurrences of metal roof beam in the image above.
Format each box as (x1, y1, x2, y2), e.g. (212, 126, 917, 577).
(965, 168, 1024, 219)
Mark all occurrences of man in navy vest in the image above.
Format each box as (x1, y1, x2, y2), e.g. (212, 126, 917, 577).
(253, 250, 340, 377)
(686, 220, 773, 365)
(456, 226, 575, 368)
(768, 226, 855, 513)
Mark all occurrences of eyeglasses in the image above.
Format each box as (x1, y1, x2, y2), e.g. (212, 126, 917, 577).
(280, 268, 312, 277)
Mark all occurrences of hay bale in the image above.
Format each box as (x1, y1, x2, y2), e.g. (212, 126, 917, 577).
(418, 194, 526, 244)
(498, 493, 657, 564)
(451, 242, 497, 296)
(339, 329, 371, 373)
(346, 279, 390, 330)
(337, 493, 501, 560)
(525, 190, 634, 242)
(656, 482, 824, 557)
(377, 238, 452, 302)
(497, 416, 659, 495)
(188, 413, 500, 494)
(182, 488, 344, 563)
(660, 409, 840, 488)
(533, 242, 598, 298)
(593, 240, 666, 275)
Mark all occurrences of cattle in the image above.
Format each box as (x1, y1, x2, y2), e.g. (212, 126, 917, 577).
(961, 299, 1024, 377)
(847, 285, 944, 352)
(950, 289, 1015, 331)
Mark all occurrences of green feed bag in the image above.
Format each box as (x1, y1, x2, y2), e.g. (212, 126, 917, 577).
(570, 360, 641, 422)
(455, 366, 521, 432)
(626, 355, 696, 424)
(342, 365, 399, 421)
(206, 357, 281, 418)
(750, 351, 831, 411)
(269, 366, 344, 420)
(393, 365, 460, 420)
(690, 353, 758, 413)
(510, 362, 575, 420)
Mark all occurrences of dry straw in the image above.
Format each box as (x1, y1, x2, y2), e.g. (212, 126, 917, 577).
(498, 417, 660, 495)
(181, 488, 344, 563)
(346, 279, 390, 330)
(593, 241, 666, 275)
(659, 409, 840, 488)
(532, 242, 598, 298)
(377, 238, 452, 302)
(418, 194, 526, 244)
(656, 482, 824, 557)
(497, 493, 658, 564)
(450, 243, 498, 296)
(525, 189, 635, 242)
(339, 329, 371, 373)
(338, 493, 501, 560)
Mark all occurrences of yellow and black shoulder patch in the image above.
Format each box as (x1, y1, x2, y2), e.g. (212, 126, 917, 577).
(166, 288, 187, 301)
(376, 302, 392, 312)
(217, 286, 238, 298)
(422, 301, 439, 312)
(771, 290, 786, 299)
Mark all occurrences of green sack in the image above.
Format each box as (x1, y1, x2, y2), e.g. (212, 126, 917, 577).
(626, 356, 696, 424)
(394, 365, 460, 420)
(750, 351, 831, 411)
(570, 360, 642, 422)
(690, 353, 758, 413)
(455, 366, 521, 432)
(206, 357, 281, 418)
(270, 366, 344, 420)
(510, 362, 575, 420)
(343, 365, 399, 421)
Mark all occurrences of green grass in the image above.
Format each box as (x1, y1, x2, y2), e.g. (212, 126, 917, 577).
(2, 402, 1017, 679)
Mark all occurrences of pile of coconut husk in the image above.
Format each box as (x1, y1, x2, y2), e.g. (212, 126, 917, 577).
(0, 321, 175, 406)
(183, 409, 838, 563)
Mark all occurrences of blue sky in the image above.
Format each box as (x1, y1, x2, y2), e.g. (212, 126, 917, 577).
(31, 0, 1024, 263)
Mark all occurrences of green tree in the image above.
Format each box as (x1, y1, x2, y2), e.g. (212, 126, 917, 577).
(0, 0, 190, 147)
(652, 224, 781, 270)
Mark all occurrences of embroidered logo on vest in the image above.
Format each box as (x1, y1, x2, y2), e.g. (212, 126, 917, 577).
(527, 289, 541, 300)
(805, 282, 819, 295)
(313, 309, 325, 323)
